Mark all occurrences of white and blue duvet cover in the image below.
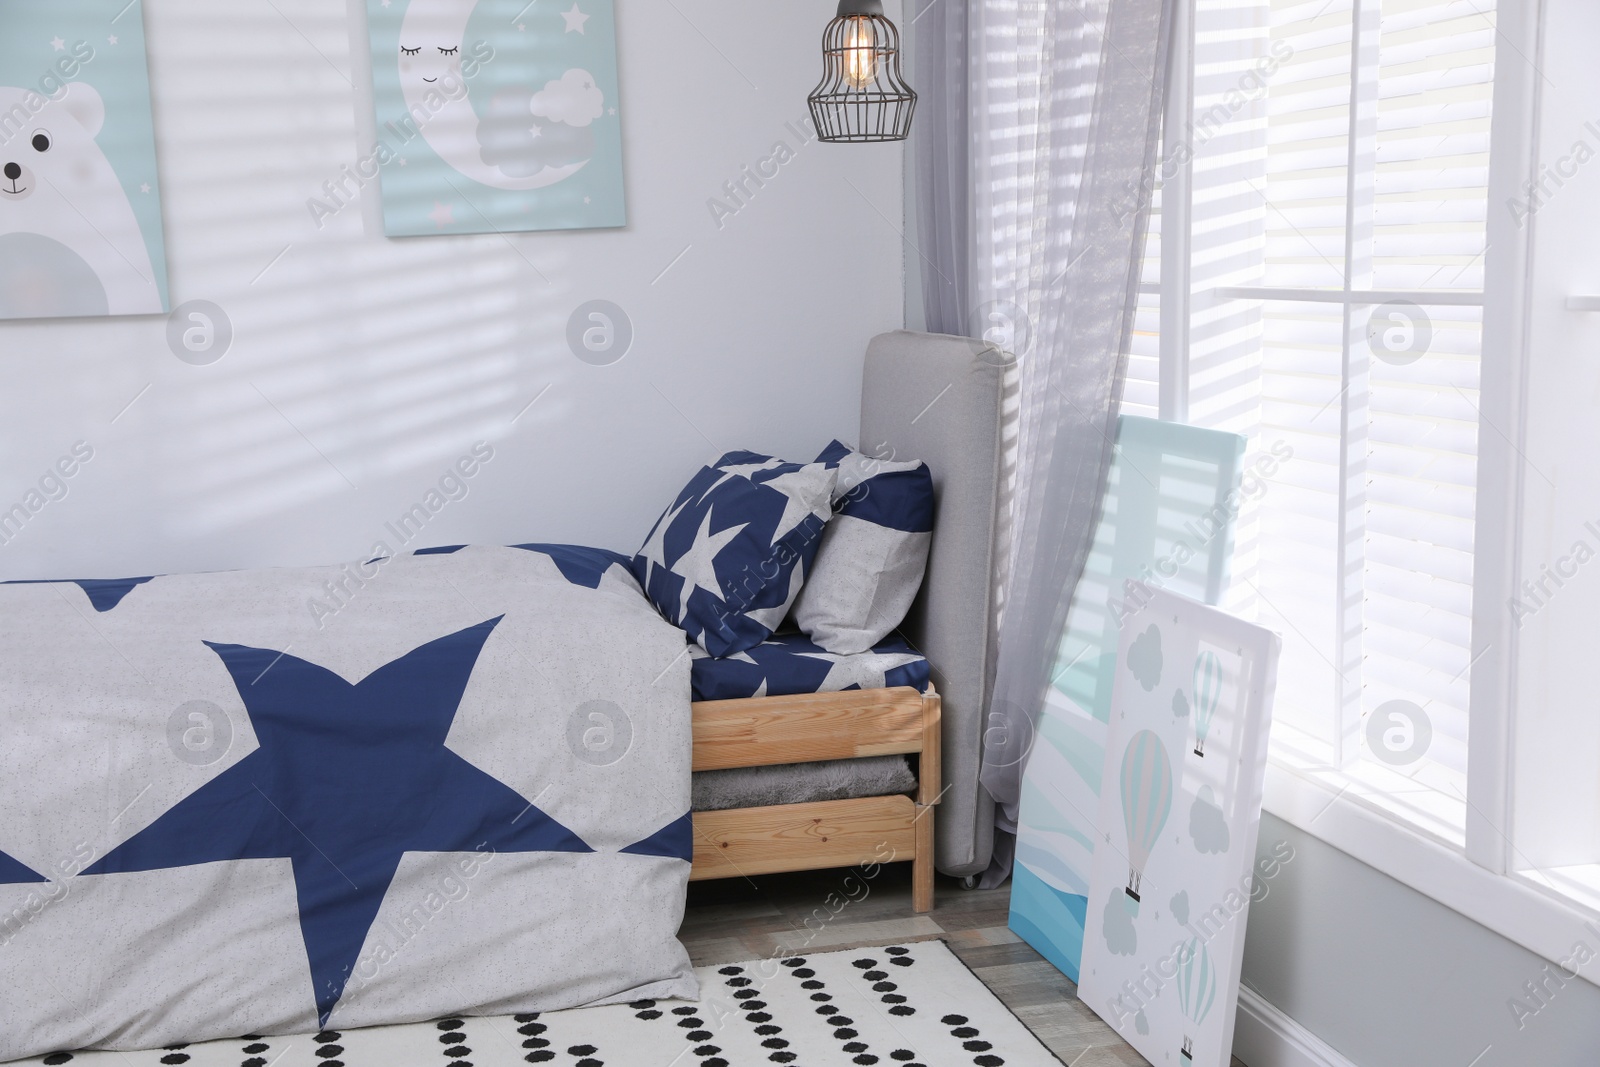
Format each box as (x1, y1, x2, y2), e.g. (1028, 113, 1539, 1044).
(0, 545, 697, 1062)
(688, 632, 931, 702)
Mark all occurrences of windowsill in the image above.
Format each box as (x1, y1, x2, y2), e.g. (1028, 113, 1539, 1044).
(1261, 756, 1600, 989)
(1525, 864, 1600, 918)
(1268, 723, 1469, 848)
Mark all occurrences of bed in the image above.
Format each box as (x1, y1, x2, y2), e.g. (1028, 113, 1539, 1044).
(680, 330, 1007, 911)
(0, 331, 1005, 1062)
(0, 543, 701, 1062)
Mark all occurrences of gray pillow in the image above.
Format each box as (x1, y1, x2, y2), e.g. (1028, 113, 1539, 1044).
(793, 441, 934, 654)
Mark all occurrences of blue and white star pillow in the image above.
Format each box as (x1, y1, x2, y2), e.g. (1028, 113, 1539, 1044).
(633, 452, 837, 658)
(793, 440, 935, 654)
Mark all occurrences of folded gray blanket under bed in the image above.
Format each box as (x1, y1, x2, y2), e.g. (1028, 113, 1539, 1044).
(691, 755, 918, 812)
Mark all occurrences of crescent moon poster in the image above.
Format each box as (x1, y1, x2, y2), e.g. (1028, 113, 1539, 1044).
(364, 0, 626, 237)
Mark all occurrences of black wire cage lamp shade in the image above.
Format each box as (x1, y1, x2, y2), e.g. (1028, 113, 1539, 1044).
(807, 0, 917, 143)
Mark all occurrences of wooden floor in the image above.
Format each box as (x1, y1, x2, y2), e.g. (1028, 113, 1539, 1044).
(682, 864, 1249, 1067)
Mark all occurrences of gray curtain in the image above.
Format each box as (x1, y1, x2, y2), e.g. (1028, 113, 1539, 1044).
(959, 0, 1175, 881)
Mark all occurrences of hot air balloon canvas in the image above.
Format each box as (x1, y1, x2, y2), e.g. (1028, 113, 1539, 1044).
(364, 0, 627, 236)
(1077, 587, 1280, 1067)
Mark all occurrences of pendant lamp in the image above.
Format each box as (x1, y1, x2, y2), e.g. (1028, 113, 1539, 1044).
(807, 0, 916, 143)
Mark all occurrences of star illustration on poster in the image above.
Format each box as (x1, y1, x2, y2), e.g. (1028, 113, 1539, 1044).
(82, 616, 594, 1026)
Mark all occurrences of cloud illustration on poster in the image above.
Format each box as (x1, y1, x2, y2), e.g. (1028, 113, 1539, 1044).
(1127, 624, 1162, 691)
(1170, 889, 1189, 926)
(531, 68, 605, 126)
(479, 87, 596, 176)
(1172, 688, 1189, 719)
(1102, 890, 1137, 956)
(1189, 786, 1231, 854)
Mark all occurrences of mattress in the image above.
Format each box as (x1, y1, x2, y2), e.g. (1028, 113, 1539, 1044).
(689, 631, 931, 702)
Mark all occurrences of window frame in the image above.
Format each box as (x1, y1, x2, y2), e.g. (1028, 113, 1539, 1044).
(1153, 0, 1597, 976)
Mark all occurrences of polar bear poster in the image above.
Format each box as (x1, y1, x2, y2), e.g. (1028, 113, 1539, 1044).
(363, 0, 626, 236)
(0, 1, 169, 320)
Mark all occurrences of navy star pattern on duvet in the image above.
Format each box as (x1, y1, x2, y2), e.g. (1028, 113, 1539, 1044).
(0, 545, 697, 1061)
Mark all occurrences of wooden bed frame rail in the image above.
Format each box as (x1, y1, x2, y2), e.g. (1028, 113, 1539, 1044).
(688, 685, 943, 912)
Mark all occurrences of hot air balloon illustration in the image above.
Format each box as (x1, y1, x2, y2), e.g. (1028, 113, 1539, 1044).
(1192, 651, 1222, 757)
(1118, 729, 1172, 912)
(1176, 936, 1217, 1061)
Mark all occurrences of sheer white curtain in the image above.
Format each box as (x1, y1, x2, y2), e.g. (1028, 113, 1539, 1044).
(910, 0, 973, 337)
(969, 0, 1174, 880)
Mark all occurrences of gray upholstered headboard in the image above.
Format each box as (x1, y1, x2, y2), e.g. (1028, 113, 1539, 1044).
(860, 330, 1006, 879)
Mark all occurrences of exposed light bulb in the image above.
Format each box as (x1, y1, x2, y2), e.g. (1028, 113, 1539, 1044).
(844, 16, 878, 89)
(808, 0, 917, 143)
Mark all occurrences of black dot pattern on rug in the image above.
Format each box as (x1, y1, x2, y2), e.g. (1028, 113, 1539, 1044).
(42, 1056, 73, 1066)
(791, 957, 882, 1065)
(160, 1042, 191, 1065)
(669, 1004, 713, 1045)
(434, 1017, 473, 1066)
(236, 1033, 271, 1067)
(566, 1043, 603, 1067)
(725, 962, 793, 1063)
(624, 990, 720, 1067)
(237, 1034, 272, 1067)
(852, 956, 914, 1017)
(517, 1011, 552, 1062)
(519, 1015, 550, 1053)
(312, 1029, 345, 1067)
(938, 1014, 1004, 1066)
(515, 1014, 552, 1064)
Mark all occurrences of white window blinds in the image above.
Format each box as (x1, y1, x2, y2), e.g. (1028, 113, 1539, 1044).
(1136, 0, 1495, 844)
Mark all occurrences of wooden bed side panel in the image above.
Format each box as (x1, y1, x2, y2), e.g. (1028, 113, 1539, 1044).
(690, 796, 918, 881)
(913, 687, 942, 912)
(691, 687, 926, 771)
(917, 688, 942, 806)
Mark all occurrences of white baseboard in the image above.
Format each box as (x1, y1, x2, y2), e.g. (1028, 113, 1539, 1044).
(1233, 985, 1360, 1067)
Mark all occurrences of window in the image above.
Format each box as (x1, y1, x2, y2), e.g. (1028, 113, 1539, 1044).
(1138, 0, 1497, 847)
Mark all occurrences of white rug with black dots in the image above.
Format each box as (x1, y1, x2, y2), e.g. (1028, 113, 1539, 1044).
(13, 941, 1060, 1067)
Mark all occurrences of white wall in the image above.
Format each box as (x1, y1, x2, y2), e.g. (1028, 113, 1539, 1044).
(0, 0, 906, 580)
